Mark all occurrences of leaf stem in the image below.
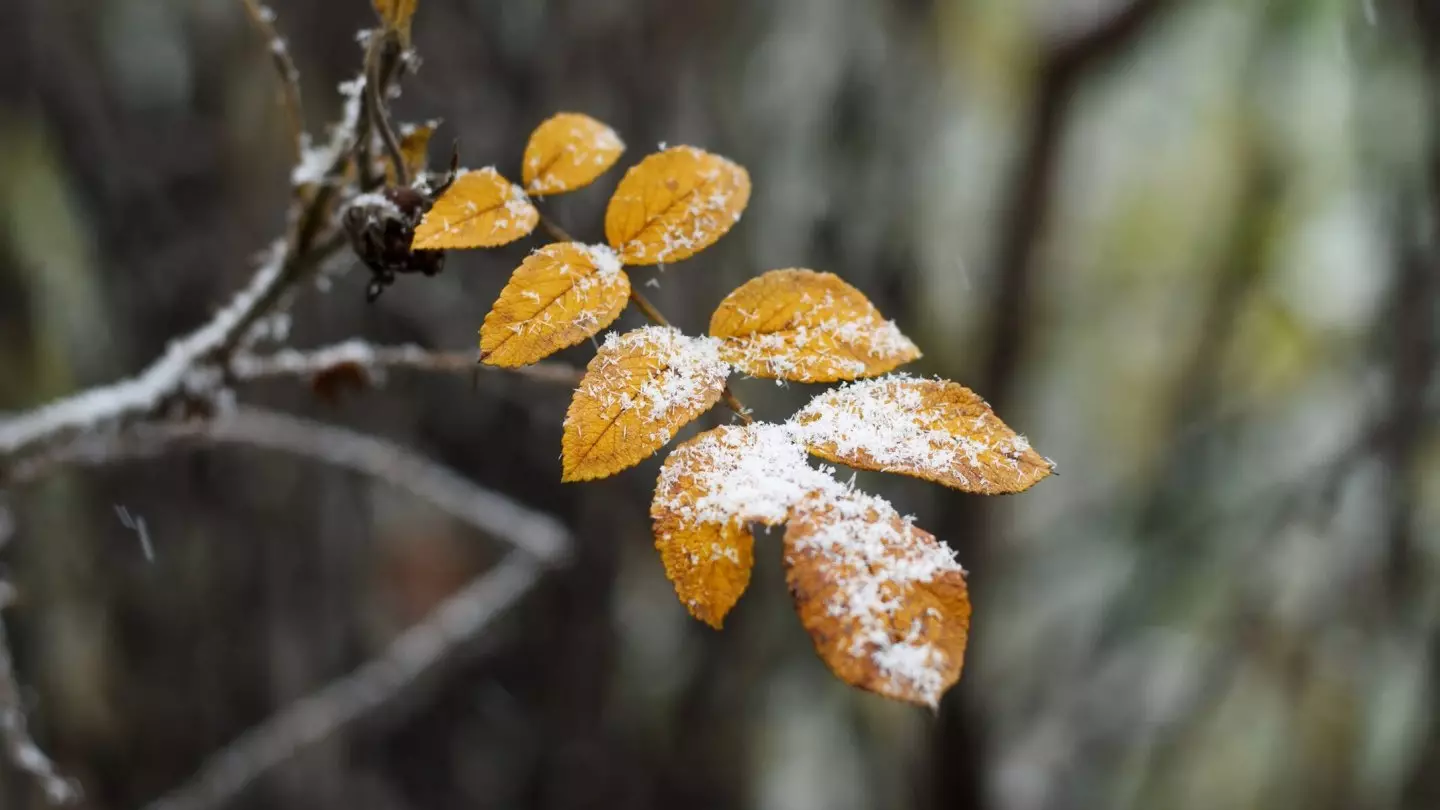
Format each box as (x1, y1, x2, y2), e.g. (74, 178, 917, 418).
(626, 287, 672, 328)
(539, 212, 754, 424)
(538, 213, 577, 243)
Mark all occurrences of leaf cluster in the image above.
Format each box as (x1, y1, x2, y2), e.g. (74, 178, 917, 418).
(398, 108, 1054, 706)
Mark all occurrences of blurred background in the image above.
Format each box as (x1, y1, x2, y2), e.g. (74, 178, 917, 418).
(1, 0, 1438, 808)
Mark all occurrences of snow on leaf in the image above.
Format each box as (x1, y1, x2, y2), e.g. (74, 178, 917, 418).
(604, 146, 750, 265)
(411, 168, 538, 250)
(522, 113, 625, 196)
(784, 491, 970, 708)
(562, 326, 730, 481)
(790, 376, 1054, 494)
(710, 269, 920, 382)
(372, 0, 418, 41)
(649, 423, 829, 625)
(480, 243, 630, 367)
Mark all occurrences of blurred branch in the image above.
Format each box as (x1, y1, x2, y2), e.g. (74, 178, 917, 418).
(239, 0, 304, 164)
(981, 0, 1177, 413)
(231, 340, 585, 387)
(0, 585, 80, 806)
(142, 552, 546, 810)
(933, 2, 1180, 808)
(7, 407, 570, 563)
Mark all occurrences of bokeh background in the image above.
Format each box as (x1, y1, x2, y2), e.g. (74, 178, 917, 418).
(2, 0, 1438, 808)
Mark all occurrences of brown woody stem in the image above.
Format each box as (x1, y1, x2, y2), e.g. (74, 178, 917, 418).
(366, 35, 409, 187)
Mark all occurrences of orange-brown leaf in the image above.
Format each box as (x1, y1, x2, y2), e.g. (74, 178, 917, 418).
(790, 377, 1054, 494)
(480, 243, 631, 367)
(372, 0, 418, 40)
(604, 146, 750, 265)
(711, 269, 920, 382)
(522, 113, 624, 196)
(411, 168, 537, 250)
(561, 326, 730, 482)
(784, 492, 970, 707)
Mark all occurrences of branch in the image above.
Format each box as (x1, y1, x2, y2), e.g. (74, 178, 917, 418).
(8, 407, 570, 563)
(239, 0, 304, 164)
(230, 340, 585, 387)
(0, 586, 80, 806)
(142, 552, 545, 810)
(981, 0, 1177, 413)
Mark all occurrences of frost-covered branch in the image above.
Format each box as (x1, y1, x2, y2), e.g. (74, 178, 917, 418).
(142, 552, 546, 810)
(0, 584, 80, 806)
(231, 340, 585, 386)
(0, 233, 343, 467)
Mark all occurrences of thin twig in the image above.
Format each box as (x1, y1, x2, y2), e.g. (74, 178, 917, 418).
(0, 589, 80, 805)
(142, 553, 545, 810)
(238, 0, 304, 165)
(538, 212, 577, 243)
(365, 35, 409, 187)
(626, 287, 672, 327)
(231, 340, 585, 386)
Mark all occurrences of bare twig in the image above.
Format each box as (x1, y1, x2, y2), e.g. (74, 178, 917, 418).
(230, 340, 585, 386)
(0, 588, 80, 805)
(365, 35, 409, 187)
(239, 0, 304, 165)
(142, 553, 546, 810)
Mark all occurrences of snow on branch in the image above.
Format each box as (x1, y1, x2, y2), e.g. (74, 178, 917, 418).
(231, 340, 585, 386)
(0, 586, 80, 805)
(0, 233, 350, 465)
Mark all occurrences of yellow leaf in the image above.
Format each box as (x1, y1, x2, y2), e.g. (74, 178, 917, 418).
(411, 168, 537, 250)
(562, 326, 730, 482)
(372, 0, 418, 40)
(650, 424, 811, 626)
(604, 146, 750, 265)
(711, 269, 920, 382)
(790, 376, 1054, 494)
(784, 492, 970, 708)
(480, 243, 631, 367)
(522, 113, 625, 196)
(651, 509, 754, 628)
(385, 120, 438, 185)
